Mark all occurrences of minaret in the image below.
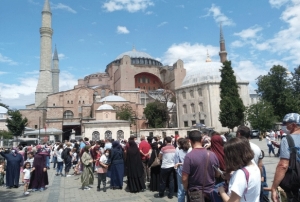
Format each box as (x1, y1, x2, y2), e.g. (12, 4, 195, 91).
(35, 0, 53, 107)
(52, 45, 60, 93)
(219, 23, 228, 63)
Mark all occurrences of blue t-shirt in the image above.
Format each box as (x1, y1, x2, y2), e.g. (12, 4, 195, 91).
(280, 134, 300, 159)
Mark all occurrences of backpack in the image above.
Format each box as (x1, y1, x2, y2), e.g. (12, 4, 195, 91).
(61, 148, 68, 160)
(279, 134, 300, 192)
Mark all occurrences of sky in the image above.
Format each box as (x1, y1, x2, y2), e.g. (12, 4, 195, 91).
(0, 0, 300, 109)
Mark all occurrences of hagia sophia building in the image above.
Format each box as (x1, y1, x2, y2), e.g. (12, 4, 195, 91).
(19, 0, 258, 141)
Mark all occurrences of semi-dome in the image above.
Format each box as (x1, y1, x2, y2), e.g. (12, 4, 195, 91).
(116, 48, 154, 60)
(181, 62, 241, 87)
(97, 104, 114, 110)
(100, 95, 127, 102)
(0, 106, 8, 114)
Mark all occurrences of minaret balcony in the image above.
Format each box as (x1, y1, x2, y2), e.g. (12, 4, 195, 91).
(40, 27, 53, 35)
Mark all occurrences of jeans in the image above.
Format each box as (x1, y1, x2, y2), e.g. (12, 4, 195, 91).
(52, 156, 57, 168)
(159, 167, 174, 197)
(177, 172, 185, 202)
(46, 156, 50, 168)
(267, 144, 275, 155)
(56, 162, 63, 173)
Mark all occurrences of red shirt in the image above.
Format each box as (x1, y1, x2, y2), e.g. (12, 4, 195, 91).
(139, 140, 151, 160)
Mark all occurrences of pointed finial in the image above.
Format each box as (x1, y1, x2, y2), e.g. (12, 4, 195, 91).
(53, 45, 59, 60)
(205, 49, 212, 62)
(43, 0, 51, 12)
(220, 22, 224, 43)
(132, 45, 136, 51)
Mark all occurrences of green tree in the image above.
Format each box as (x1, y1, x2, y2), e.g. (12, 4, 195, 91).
(219, 61, 245, 130)
(256, 65, 298, 118)
(6, 110, 28, 141)
(291, 65, 300, 94)
(114, 104, 134, 121)
(144, 101, 168, 128)
(246, 101, 277, 133)
(0, 130, 13, 139)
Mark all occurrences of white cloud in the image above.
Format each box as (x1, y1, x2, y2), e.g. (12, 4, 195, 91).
(103, 0, 154, 13)
(162, 43, 219, 71)
(207, 4, 235, 26)
(117, 26, 130, 34)
(58, 53, 66, 60)
(184, 26, 188, 30)
(157, 21, 168, 27)
(0, 72, 7, 75)
(0, 53, 18, 65)
(28, 0, 39, 5)
(52, 3, 77, 14)
(253, 2, 300, 64)
(269, 0, 289, 8)
(231, 40, 244, 48)
(78, 39, 85, 42)
(0, 71, 77, 109)
(145, 11, 153, 15)
(177, 5, 184, 8)
(234, 26, 263, 39)
(91, 22, 97, 25)
(265, 59, 288, 68)
(233, 60, 268, 83)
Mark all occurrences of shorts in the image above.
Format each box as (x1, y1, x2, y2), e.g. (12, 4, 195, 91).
(23, 179, 30, 184)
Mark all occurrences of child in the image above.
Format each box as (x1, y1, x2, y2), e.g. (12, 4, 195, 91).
(22, 162, 34, 196)
(96, 149, 109, 192)
(0, 161, 5, 186)
(24, 152, 34, 168)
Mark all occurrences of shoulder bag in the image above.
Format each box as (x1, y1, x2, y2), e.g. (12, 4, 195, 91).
(150, 150, 161, 168)
(188, 151, 210, 202)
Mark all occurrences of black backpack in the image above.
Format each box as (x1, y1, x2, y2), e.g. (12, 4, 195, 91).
(61, 148, 68, 160)
(279, 134, 300, 192)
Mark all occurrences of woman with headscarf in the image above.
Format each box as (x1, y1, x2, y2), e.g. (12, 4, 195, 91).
(210, 132, 226, 184)
(0, 147, 23, 188)
(147, 142, 161, 191)
(29, 145, 49, 191)
(126, 140, 145, 193)
(81, 145, 94, 190)
(108, 141, 124, 189)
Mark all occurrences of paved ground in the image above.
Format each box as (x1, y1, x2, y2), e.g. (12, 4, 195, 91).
(0, 138, 280, 202)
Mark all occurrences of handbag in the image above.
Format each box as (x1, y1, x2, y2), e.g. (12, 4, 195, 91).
(210, 182, 226, 202)
(150, 150, 160, 168)
(188, 151, 210, 202)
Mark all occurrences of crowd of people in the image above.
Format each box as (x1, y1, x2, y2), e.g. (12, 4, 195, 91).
(0, 112, 300, 202)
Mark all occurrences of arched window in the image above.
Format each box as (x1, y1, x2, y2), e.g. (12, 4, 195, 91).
(198, 88, 202, 97)
(67, 100, 70, 104)
(92, 131, 100, 141)
(105, 130, 112, 140)
(191, 103, 195, 113)
(117, 130, 124, 140)
(182, 91, 186, 99)
(199, 102, 204, 111)
(71, 101, 73, 104)
(79, 100, 81, 104)
(190, 90, 194, 98)
(83, 101, 85, 104)
(183, 105, 187, 114)
(63, 110, 74, 119)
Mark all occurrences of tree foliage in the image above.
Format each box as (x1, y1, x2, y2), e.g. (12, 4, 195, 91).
(219, 61, 245, 130)
(256, 65, 300, 119)
(6, 110, 28, 137)
(0, 130, 13, 139)
(245, 101, 277, 132)
(114, 104, 134, 121)
(144, 101, 168, 128)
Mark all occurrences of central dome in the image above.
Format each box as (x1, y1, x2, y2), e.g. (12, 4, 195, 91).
(181, 62, 241, 87)
(116, 48, 154, 60)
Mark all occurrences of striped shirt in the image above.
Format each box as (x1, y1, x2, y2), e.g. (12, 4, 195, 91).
(160, 143, 176, 169)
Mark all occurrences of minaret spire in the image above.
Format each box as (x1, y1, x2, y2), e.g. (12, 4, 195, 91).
(219, 23, 227, 63)
(35, 0, 53, 107)
(52, 45, 60, 93)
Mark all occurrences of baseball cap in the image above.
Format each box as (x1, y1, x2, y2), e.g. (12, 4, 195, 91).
(282, 113, 300, 125)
